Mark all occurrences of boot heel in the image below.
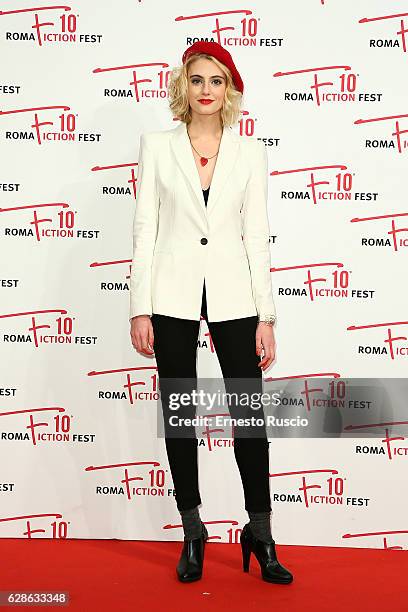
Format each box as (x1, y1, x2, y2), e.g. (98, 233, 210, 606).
(241, 539, 251, 572)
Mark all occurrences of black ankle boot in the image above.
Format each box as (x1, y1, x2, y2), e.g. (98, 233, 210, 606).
(240, 523, 293, 584)
(176, 521, 208, 583)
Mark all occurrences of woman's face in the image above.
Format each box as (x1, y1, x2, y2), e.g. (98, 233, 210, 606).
(187, 57, 227, 118)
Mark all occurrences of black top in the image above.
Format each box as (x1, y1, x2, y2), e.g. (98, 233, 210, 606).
(202, 186, 210, 206)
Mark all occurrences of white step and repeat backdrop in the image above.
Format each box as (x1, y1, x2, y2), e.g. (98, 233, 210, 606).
(0, 1, 407, 548)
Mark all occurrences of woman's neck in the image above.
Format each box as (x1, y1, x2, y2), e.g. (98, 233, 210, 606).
(187, 113, 223, 140)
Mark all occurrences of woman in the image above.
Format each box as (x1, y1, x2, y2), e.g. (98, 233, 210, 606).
(129, 41, 293, 585)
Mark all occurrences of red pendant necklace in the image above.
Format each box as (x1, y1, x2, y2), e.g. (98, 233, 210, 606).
(187, 127, 220, 166)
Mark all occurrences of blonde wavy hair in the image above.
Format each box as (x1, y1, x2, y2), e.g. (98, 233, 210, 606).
(167, 53, 243, 127)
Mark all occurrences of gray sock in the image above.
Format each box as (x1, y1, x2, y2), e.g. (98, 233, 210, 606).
(248, 511, 273, 543)
(180, 506, 202, 540)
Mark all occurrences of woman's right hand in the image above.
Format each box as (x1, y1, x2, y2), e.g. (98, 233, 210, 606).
(130, 315, 155, 356)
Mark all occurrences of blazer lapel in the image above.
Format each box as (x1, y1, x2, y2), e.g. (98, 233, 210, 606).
(169, 121, 240, 217)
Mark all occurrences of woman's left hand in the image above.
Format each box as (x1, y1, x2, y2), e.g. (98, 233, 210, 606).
(256, 323, 276, 370)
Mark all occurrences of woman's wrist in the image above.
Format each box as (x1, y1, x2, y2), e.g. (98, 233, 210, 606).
(257, 314, 277, 326)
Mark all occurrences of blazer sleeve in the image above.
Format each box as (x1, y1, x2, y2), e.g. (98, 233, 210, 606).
(241, 140, 277, 321)
(129, 133, 159, 321)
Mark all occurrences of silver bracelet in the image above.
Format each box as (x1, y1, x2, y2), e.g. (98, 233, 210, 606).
(258, 314, 277, 326)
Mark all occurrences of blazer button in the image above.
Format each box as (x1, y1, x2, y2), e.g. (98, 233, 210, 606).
(200, 238, 208, 245)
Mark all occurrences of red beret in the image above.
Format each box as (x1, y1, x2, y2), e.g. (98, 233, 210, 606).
(182, 41, 244, 95)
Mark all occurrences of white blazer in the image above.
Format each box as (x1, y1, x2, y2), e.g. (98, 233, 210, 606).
(129, 121, 277, 323)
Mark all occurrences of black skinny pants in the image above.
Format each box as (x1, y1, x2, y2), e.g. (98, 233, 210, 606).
(151, 280, 272, 513)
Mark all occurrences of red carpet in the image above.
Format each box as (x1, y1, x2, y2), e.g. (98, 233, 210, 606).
(1, 537, 406, 610)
